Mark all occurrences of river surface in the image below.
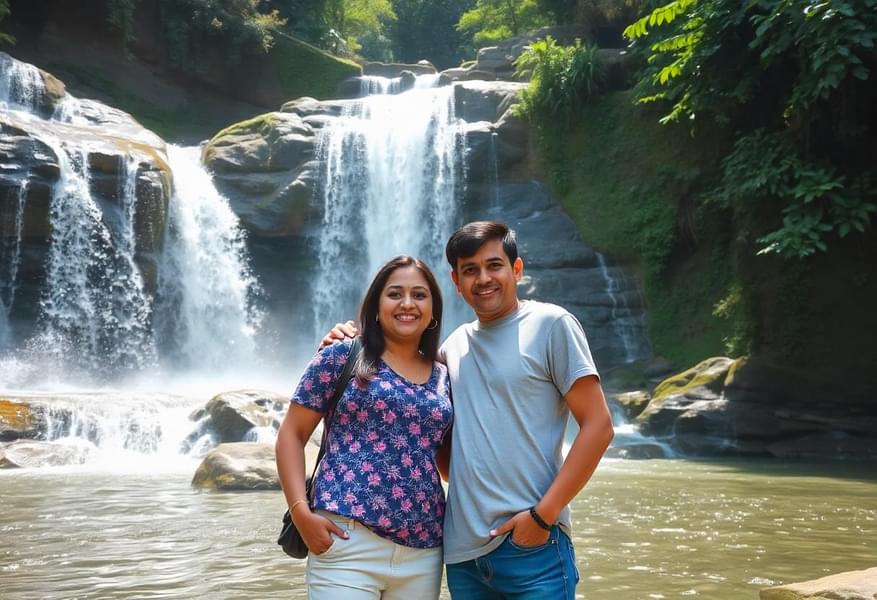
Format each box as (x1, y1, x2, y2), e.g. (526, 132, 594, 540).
(2, 458, 875, 599)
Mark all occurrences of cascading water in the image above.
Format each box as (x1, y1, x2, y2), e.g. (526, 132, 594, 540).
(36, 141, 157, 374)
(0, 176, 26, 346)
(0, 52, 44, 113)
(0, 52, 262, 388)
(312, 77, 467, 337)
(154, 145, 262, 372)
(596, 253, 650, 364)
(359, 75, 401, 96)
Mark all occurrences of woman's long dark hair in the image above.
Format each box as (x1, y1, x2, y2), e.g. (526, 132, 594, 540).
(354, 256, 443, 382)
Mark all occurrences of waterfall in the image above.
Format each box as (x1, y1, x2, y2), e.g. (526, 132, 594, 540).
(0, 52, 45, 113)
(0, 53, 262, 384)
(596, 253, 650, 364)
(154, 145, 262, 371)
(36, 140, 157, 374)
(312, 81, 466, 337)
(488, 131, 500, 205)
(0, 178, 27, 344)
(360, 75, 401, 96)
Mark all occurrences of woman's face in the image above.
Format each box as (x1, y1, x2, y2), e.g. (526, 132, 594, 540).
(378, 265, 434, 345)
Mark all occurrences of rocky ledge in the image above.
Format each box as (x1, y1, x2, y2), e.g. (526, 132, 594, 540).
(635, 357, 877, 459)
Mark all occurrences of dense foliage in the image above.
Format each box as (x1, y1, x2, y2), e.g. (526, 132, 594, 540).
(101, 0, 287, 69)
(324, 0, 395, 54)
(457, 0, 551, 46)
(624, 0, 877, 258)
(389, 0, 474, 69)
(513, 36, 604, 121)
(0, 0, 13, 45)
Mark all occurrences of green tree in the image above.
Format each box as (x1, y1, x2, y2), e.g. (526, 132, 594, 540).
(457, 0, 551, 46)
(156, 0, 286, 70)
(324, 0, 396, 54)
(265, 0, 330, 45)
(390, 0, 474, 69)
(624, 0, 877, 258)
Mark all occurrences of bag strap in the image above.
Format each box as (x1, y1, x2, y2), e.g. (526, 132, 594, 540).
(306, 336, 362, 502)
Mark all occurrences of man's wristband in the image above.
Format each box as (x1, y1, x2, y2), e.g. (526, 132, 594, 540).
(529, 506, 551, 530)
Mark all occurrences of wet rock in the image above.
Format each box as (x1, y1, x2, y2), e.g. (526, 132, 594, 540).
(760, 566, 877, 600)
(336, 76, 362, 99)
(0, 439, 93, 468)
(636, 357, 736, 439)
(610, 391, 651, 421)
(453, 81, 527, 124)
(202, 112, 323, 237)
(362, 61, 436, 77)
(604, 443, 668, 459)
(191, 442, 280, 491)
(200, 390, 289, 444)
(399, 70, 417, 92)
(438, 67, 496, 85)
(635, 358, 877, 459)
(191, 434, 324, 491)
(279, 97, 346, 119)
(203, 112, 316, 174)
(0, 398, 45, 441)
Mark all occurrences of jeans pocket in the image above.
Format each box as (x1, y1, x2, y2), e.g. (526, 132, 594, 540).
(506, 535, 551, 553)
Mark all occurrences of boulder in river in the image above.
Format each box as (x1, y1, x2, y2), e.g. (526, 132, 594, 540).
(197, 389, 290, 444)
(0, 398, 45, 441)
(0, 439, 93, 469)
(192, 436, 322, 492)
(760, 566, 877, 600)
(191, 442, 280, 491)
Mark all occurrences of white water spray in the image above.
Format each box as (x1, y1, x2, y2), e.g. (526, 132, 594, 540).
(312, 81, 466, 337)
(155, 145, 262, 371)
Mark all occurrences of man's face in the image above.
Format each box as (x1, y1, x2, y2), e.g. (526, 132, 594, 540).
(451, 238, 523, 323)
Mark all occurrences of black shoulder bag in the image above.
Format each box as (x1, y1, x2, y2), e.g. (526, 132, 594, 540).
(277, 336, 363, 558)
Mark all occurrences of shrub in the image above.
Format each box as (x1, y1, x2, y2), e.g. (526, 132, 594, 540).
(513, 36, 605, 122)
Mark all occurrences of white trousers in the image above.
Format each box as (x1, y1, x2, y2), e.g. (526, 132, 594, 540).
(306, 511, 443, 600)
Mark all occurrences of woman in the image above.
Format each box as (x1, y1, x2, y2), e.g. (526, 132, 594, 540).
(276, 256, 452, 600)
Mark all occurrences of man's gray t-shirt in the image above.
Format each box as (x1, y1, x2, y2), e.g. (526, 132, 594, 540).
(439, 300, 599, 564)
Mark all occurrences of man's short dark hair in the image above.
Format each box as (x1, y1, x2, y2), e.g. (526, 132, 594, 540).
(445, 221, 518, 270)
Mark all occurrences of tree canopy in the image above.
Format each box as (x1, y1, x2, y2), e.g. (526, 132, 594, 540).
(625, 0, 877, 258)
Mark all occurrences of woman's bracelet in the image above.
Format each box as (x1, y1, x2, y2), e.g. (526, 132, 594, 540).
(290, 499, 308, 514)
(528, 506, 552, 530)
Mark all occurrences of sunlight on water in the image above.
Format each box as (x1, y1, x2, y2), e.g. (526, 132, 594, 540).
(1, 459, 874, 599)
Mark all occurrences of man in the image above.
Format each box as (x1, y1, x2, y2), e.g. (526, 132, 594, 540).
(327, 221, 614, 599)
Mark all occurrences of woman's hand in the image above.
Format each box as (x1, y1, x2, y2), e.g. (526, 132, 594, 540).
(293, 507, 349, 554)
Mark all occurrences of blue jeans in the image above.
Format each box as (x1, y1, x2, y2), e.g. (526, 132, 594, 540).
(445, 526, 579, 599)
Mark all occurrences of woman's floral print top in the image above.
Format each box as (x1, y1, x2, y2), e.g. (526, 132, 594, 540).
(291, 338, 453, 548)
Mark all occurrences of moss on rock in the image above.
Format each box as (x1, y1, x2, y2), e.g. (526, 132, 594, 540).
(272, 33, 361, 101)
(207, 113, 283, 146)
(651, 357, 735, 404)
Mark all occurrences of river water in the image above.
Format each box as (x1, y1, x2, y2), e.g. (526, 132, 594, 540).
(2, 458, 874, 599)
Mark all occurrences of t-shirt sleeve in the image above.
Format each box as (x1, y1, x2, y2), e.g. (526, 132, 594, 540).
(547, 313, 600, 396)
(290, 339, 353, 414)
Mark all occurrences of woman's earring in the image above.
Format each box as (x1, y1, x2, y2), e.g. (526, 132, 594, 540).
(427, 318, 438, 330)
(375, 314, 380, 322)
